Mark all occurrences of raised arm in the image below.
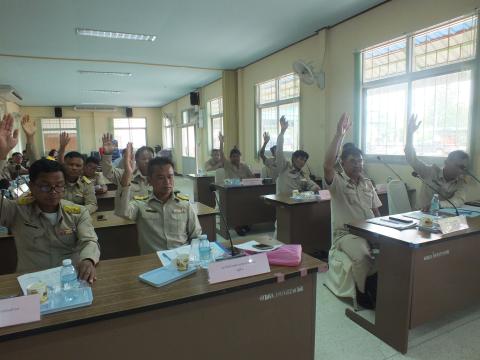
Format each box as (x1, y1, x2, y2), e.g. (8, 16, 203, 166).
(275, 116, 288, 170)
(101, 133, 123, 184)
(114, 144, 140, 221)
(21, 115, 39, 162)
(57, 131, 70, 164)
(258, 132, 270, 163)
(120, 143, 134, 188)
(218, 132, 226, 163)
(83, 183, 98, 214)
(404, 114, 431, 178)
(324, 113, 351, 185)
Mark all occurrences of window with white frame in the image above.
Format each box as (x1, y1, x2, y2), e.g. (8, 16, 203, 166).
(361, 14, 477, 158)
(163, 116, 174, 149)
(256, 73, 300, 153)
(113, 118, 146, 149)
(41, 118, 78, 154)
(181, 109, 196, 157)
(208, 97, 223, 150)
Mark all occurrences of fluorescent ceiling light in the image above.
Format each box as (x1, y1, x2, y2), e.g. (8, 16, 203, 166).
(76, 28, 156, 42)
(85, 89, 123, 94)
(78, 70, 132, 77)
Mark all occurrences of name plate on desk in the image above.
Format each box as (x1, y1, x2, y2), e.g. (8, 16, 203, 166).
(0, 295, 40, 328)
(208, 253, 270, 284)
(317, 190, 331, 201)
(438, 215, 469, 234)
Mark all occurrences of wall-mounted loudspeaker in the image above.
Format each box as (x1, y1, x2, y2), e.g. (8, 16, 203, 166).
(54, 107, 62, 118)
(126, 107, 133, 118)
(190, 92, 200, 106)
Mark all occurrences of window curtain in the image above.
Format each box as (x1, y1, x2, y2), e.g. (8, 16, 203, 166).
(221, 70, 239, 154)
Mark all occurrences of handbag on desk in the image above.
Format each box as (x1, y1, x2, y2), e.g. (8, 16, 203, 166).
(247, 244, 302, 267)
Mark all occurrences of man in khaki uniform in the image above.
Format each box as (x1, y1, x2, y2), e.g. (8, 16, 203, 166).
(259, 132, 279, 181)
(219, 133, 254, 179)
(324, 114, 381, 309)
(7, 152, 29, 178)
(405, 114, 468, 210)
(115, 144, 202, 254)
(84, 156, 108, 194)
(101, 133, 153, 200)
(0, 114, 99, 282)
(204, 149, 223, 171)
(275, 116, 320, 195)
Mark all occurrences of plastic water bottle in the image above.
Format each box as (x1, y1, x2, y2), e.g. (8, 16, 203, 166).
(430, 194, 440, 217)
(60, 259, 78, 302)
(198, 235, 212, 269)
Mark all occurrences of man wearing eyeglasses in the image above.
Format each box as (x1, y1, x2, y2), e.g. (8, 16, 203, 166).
(405, 114, 468, 210)
(0, 114, 100, 283)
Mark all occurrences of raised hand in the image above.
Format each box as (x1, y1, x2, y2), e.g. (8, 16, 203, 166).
(336, 113, 352, 136)
(279, 116, 288, 133)
(124, 142, 135, 174)
(0, 113, 19, 159)
(263, 132, 270, 144)
(59, 131, 71, 149)
(407, 114, 421, 134)
(21, 114, 36, 138)
(218, 132, 224, 144)
(102, 133, 115, 155)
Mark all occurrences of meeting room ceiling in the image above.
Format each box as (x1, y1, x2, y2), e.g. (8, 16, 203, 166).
(0, 0, 385, 107)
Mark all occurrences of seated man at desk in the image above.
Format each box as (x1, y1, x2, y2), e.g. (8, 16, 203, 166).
(0, 113, 100, 282)
(275, 116, 320, 195)
(56, 132, 98, 214)
(84, 156, 108, 195)
(7, 152, 29, 179)
(405, 114, 468, 210)
(219, 132, 254, 179)
(115, 143, 202, 254)
(101, 133, 153, 200)
(204, 149, 223, 171)
(324, 113, 381, 309)
(259, 132, 279, 181)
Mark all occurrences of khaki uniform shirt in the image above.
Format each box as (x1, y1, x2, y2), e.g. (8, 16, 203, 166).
(204, 159, 223, 172)
(101, 154, 151, 200)
(263, 157, 279, 181)
(64, 176, 98, 214)
(223, 161, 254, 179)
(326, 172, 382, 244)
(405, 147, 466, 208)
(115, 187, 202, 254)
(0, 197, 100, 274)
(275, 132, 318, 195)
(7, 163, 28, 178)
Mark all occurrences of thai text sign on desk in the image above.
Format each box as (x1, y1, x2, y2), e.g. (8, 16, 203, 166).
(208, 253, 270, 284)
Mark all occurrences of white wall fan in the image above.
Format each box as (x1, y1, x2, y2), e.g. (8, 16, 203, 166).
(292, 60, 325, 89)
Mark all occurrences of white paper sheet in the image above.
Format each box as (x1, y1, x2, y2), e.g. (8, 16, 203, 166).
(157, 242, 228, 266)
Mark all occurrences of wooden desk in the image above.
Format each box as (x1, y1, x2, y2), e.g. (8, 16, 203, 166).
(214, 183, 276, 238)
(345, 216, 480, 353)
(263, 194, 331, 257)
(193, 202, 218, 241)
(96, 190, 116, 211)
(186, 173, 215, 207)
(0, 249, 322, 359)
(0, 233, 16, 275)
(376, 188, 416, 216)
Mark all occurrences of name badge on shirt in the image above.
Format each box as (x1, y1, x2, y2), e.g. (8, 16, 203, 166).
(173, 208, 186, 214)
(145, 208, 158, 213)
(57, 227, 75, 236)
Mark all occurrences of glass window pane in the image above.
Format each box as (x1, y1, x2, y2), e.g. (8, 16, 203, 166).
(182, 127, 188, 156)
(260, 107, 278, 150)
(413, 16, 477, 71)
(364, 83, 408, 155)
(209, 98, 222, 116)
(42, 130, 78, 153)
(279, 102, 300, 152)
(412, 71, 471, 156)
(114, 118, 129, 128)
(188, 126, 195, 157)
(363, 38, 406, 82)
(41, 119, 60, 129)
(114, 129, 131, 149)
(279, 73, 300, 100)
(182, 111, 189, 124)
(130, 129, 146, 147)
(211, 116, 223, 149)
(258, 80, 276, 104)
(129, 118, 146, 127)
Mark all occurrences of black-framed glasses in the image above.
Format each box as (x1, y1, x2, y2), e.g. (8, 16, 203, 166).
(35, 184, 65, 193)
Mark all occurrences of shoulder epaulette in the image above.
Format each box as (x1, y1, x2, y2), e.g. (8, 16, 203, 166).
(82, 176, 91, 184)
(17, 194, 34, 205)
(174, 192, 189, 202)
(63, 205, 81, 214)
(133, 194, 149, 201)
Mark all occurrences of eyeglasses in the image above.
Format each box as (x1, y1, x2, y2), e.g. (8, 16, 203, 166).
(35, 184, 65, 193)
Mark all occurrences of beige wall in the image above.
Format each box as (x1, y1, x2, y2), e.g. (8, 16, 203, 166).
(19, 106, 163, 157)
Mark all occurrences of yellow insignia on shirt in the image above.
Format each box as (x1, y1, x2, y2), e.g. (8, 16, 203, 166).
(82, 176, 92, 184)
(17, 194, 35, 205)
(63, 205, 81, 214)
(134, 195, 149, 201)
(174, 193, 189, 201)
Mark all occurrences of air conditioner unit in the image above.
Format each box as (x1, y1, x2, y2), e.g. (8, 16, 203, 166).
(0, 85, 23, 102)
(73, 105, 118, 112)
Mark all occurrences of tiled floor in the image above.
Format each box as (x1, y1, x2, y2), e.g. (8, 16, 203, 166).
(176, 175, 480, 360)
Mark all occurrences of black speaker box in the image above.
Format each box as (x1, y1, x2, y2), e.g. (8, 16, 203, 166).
(190, 92, 200, 106)
(54, 107, 62, 118)
(126, 107, 133, 118)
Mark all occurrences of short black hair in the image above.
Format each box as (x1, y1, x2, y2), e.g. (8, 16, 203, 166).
(342, 142, 356, 152)
(64, 151, 85, 162)
(12, 152, 22, 157)
(29, 159, 65, 183)
(447, 150, 469, 162)
(85, 156, 100, 166)
(292, 150, 309, 161)
(147, 157, 175, 176)
(135, 146, 155, 161)
(211, 149, 220, 155)
(48, 149, 57, 157)
(341, 145, 363, 161)
(270, 145, 277, 153)
(230, 148, 241, 157)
